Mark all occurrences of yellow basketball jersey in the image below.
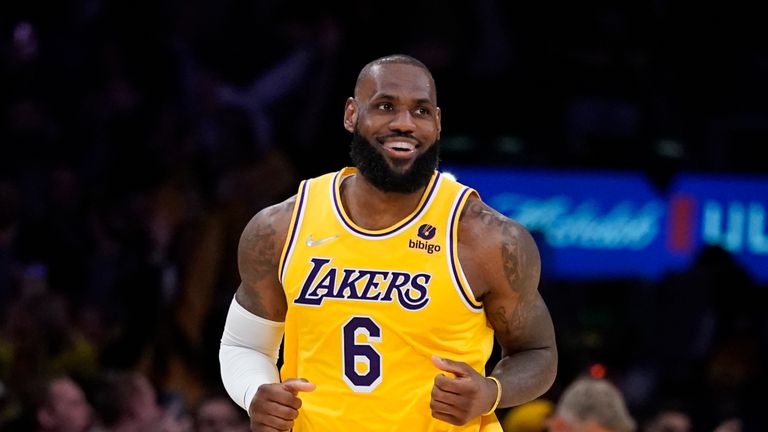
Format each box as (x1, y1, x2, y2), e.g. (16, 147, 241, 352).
(278, 167, 502, 432)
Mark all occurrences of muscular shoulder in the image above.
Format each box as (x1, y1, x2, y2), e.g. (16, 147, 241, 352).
(458, 196, 541, 299)
(238, 195, 296, 266)
(236, 195, 296, 319)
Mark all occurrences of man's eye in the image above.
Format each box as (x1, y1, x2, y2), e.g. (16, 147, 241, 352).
(377, 103, 393, 111)
(414, 107, 429, 116)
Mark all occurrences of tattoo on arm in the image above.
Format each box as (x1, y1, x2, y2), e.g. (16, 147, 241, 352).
(462, 199, 543, 342)
(248, 220, 277, 282)
(463, 200, 556, 400)
(462, 200, 523, 292)
(235, 284, 266, 317)
(461, 200, 503, 226)
(236, 201, 294, 319)
(500, 226, 521, 290)
(493, 306, 511, 335)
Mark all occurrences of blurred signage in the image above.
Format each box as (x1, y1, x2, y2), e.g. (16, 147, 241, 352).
(667, 174, 768, 282)
(444, 166, 768, 283)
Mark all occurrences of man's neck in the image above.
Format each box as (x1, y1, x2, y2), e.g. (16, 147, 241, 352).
(340, 173, 427, 231)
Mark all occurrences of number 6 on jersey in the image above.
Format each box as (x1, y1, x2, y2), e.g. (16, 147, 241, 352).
(342, 316, 382, 392)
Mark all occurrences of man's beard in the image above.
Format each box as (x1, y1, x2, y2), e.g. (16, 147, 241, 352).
(349, 129, 440, 194)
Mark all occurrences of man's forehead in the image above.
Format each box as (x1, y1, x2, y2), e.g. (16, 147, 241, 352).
(358, 63, 436, 102)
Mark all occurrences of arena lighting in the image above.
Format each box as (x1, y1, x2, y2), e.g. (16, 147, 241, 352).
(589, 363, 607, 379)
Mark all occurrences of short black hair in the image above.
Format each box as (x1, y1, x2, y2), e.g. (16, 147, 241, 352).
(355, 54, 435, 97)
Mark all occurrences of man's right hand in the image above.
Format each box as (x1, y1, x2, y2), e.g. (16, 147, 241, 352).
(249, 378, 316, 431)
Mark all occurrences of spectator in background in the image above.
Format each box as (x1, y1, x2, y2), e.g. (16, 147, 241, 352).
(193, 395, 248, 432)
(641, 408, 691, 432)
(0, 374, 93, 432)
(546, 376, 636, 432)
(1, 288, 99, 397)
(90, 370, 191, 432)
(34, 375, 93, 432)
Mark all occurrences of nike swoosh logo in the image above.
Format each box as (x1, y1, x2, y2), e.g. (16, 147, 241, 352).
(306, 234, 340, 247)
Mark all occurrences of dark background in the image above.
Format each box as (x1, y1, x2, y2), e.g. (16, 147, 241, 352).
(1, 1, 766, 431)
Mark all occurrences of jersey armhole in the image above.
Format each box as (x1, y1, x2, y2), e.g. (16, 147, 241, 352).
(447, 187, 484, 312)
(278, 179, 310, 285)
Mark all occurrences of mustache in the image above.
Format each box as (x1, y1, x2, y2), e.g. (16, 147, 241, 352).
(378, 132, 420, 143)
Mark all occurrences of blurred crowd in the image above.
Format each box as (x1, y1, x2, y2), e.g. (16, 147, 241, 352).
(1, 1, 766, 431)
(526, 245, 767, 431)
(2, 372, 249, 431)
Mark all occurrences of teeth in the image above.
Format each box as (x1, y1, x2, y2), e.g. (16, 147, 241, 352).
(384, 141, 415, 151)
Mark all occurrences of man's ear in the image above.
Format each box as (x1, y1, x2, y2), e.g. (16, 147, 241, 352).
(343, 97, 357, 132)
(436, 106, 442, 140)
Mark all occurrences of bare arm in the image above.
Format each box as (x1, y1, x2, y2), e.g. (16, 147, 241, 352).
(235, 196, 296, 321)
(459, 197, 557, 407)
(222, 195, 318, 431)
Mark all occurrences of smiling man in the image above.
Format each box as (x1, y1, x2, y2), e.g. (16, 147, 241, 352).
(347, 58, 441, 193)
(219, 54, 557, 432)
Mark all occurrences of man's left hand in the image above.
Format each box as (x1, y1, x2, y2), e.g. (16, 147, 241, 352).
(430, 355, 499, 425)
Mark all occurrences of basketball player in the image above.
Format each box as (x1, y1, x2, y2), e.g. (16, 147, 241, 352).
(220, 54, 557, 431)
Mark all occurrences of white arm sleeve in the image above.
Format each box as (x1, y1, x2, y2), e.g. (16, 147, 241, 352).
(219, 296, 285, 413)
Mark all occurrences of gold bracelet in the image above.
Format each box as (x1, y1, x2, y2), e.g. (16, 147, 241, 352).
(483, 376, 502, 415)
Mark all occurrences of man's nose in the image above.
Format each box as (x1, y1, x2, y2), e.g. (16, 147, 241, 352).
(389, 109, 416, 132)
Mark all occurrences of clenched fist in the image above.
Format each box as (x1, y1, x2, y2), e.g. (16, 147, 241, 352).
(430, 356, 500, 426)
(248, 378, 315, 431)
